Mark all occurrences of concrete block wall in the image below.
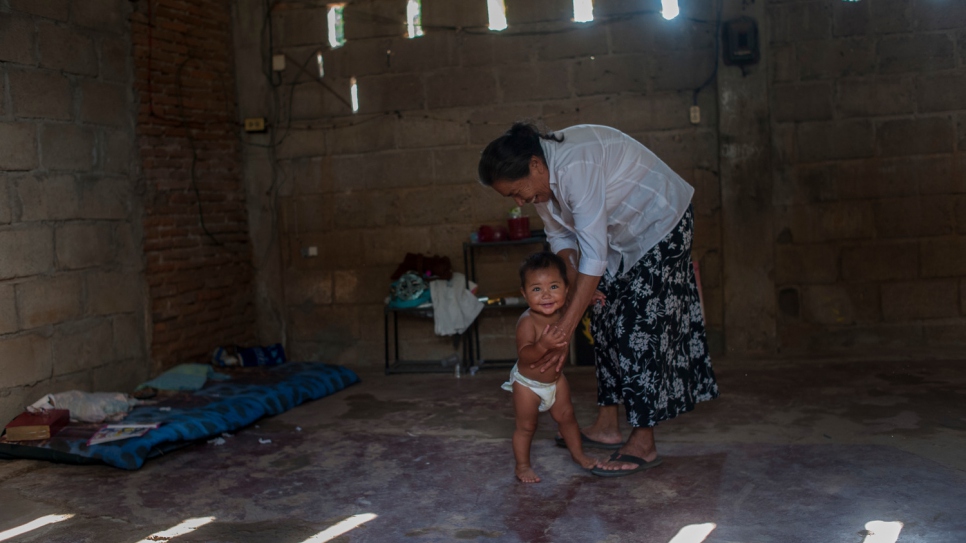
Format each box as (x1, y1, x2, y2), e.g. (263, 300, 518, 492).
(768, 0, 966, 352)
(132, 0, 256, 372)
(0, 1, 148, 425)
(236, 0, 722, 367)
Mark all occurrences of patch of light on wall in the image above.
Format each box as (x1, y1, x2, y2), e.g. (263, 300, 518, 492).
(135, 517, 216, 543)
(327, 4, 346, 48)
(316, 51, 324, 78)
(350, 77, 359, 113)
(299, 513, 378, 543)
(0, 514, 74, 542)
(861, 521, 903, 543)
(406, 0, 424, 38)
(661, 0, 680, 20)
(667, 523, 716, 543)
(487, 0, 507, 31)
(573, 0, 593, 23)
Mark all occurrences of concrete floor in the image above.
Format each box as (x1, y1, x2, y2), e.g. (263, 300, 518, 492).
(1, 356, 965, 543)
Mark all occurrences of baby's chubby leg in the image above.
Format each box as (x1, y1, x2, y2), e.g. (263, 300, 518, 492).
(511, 383, 543, 483)
(549, 374, 597, 470)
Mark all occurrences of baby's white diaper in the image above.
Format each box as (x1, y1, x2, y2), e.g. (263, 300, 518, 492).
(501, 363, 557, 412)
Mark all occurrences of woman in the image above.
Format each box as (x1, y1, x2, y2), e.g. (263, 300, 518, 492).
(478, 122, 719, 477)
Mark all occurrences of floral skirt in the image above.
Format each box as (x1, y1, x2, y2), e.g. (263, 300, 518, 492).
(590, 206, 719, 428)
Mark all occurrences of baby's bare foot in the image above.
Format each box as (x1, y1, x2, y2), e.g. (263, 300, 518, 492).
(516, 466, 541, 483)
(574, 455, 598, 470)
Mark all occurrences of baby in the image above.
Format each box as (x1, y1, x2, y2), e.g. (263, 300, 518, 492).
(502, 251, 598, 483)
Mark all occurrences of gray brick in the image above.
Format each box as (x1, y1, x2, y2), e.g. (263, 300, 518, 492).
(877, 117, 954, 157)
(92, 356, 147, 394)
(467, 103, 534, 145)
(388, 33, 459, 73)
(769, 44, 797, 83)
(773, 165, 833, 206)
(333, 191, 397, 228)
(652, 49, 716, 92)
(332, 150, 433, 190)
(0, 226, 53, 279)
(841, 241, 918, 282)
(98, 36, 130, 83)
(72, 0, 126, 33)
(275, 128, 327, 159)
(498, 61, 571, 103)
(768, 1, 831, 44)
(0, 176, 11, 225)
(396, 185, 474, 226)
(396, 117, 467, 150)
(113, 223, 139, 269)
(77, 176, 131, 220)
(877, 35, 954, 75)
(882, 280, 959, 321)
(0, 15, 36, 65)
(425, 68, 498, 109)
(16, 274, 82, 328)
(282, 157, 333, 196)
(423, 0, 488, 29)
(802, 284, 879, 325)
(432, 148, 483, 186)
(917, 73, 966, 113)
(356, 73, 424, 113)
(87, 271, 142, 315)
(56, 223, 114, 269)
(610, 16, 712, 55)
(0, 123, 39, 171)
(271, 7, 327, 47)
(870, 0, 914, 34)
(9, 69, 72, 120)
(505, 0, 570, 24)
(832, 0, 869, 37)
(0, 284, 18, 334)
(38, 24, 97, 76)
(79, 80, 129, 126)
(344, 0, 405, 41)
(916, 0, 966, 31)
(924, 323, 966, 345)
(287, 81, 346, 120)
(775, 244, 839, 285)
(15, 174, 81, 221)
(536, 24, 610, 60)
(283, 269, 333, 306)
(51, 318, 114, 375)
(799, 38, 874, 80)
(325, 117, 396, 155)
(112, 314, 146, 360)
(40, 124, 95, 171)
(9, 0, 69, 21)
(920, 154, 966, 194)
(836, 78, 914, 118)
(102, 129, 135, 174)
(776, 203, 875, 244)
(797, 121, 874, 163)
(921, 238, 966, 277)
(828, 157, 943, 200)
(772, 82, 833, 122)
(0, 334, 51, 387)
(574, 55, 650, 96)
(874, 196, 956, 239)
(334, 266, 399, 304)
(363, 227, 432, 266)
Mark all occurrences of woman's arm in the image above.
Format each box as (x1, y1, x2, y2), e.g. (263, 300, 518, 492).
(529, 248, 602, 374)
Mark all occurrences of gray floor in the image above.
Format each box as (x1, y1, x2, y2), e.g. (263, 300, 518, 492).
(1, 355, 965, 543)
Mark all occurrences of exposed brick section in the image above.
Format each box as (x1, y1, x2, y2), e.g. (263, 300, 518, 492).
(132, 0, 255, 372)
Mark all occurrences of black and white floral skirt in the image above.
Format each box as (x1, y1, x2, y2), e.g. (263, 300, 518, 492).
(590, 206, 719, 428)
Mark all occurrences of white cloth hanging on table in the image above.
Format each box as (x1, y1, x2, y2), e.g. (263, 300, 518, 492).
(429, 272, 483, 336)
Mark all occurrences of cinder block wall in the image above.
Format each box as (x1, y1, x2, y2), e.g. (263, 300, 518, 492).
(0, 1, 148, 424)
(236, 0, 722, 367)
(769, 0, 966, 352)
(132, 0, 256, 372)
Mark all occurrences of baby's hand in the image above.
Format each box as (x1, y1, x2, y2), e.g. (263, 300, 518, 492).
(590, 290, 606, 308)
(537, 324, 569, 350)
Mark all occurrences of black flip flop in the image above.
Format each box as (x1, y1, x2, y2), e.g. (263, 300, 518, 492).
(590, 452, 663, 477)
(554, 433, 623, 450)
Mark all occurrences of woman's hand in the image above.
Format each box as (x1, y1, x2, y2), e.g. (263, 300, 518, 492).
(590, 290, 606, 308)
(531, 340, 569, 374)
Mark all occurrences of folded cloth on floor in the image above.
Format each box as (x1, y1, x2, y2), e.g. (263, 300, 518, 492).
(429, 272, 484, 336)
(137, 363, 230, 391)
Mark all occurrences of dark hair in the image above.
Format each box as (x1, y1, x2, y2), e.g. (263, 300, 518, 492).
(519, 251, 568, 287)
(478, 121, 564, 187)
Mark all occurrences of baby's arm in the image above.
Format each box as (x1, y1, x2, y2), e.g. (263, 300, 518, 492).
(516, 313, 569, 366)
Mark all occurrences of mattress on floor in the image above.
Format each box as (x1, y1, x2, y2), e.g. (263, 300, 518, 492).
(0, 362, 360, 470)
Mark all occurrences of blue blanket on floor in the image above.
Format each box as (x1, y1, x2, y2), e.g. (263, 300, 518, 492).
(0, 362, 359, 470)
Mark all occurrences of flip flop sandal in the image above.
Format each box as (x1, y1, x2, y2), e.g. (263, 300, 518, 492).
(590, 453, 663, 478)
(554, 433, 623, 450)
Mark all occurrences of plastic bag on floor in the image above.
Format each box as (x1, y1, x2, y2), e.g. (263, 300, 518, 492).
(29, 391, 137, 423)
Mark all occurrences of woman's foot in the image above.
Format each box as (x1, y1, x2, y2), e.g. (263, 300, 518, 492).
(516, 466, 541, 483)
(593, 427, 658, 471)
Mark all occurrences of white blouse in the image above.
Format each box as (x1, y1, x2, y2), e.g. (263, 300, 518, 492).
(535, 124, 694, 277)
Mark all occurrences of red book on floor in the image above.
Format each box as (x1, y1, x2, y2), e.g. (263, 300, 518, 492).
(3, 409, 70, 441)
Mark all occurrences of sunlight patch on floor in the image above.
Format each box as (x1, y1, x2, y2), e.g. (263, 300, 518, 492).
(668, 522, 716, 543)
(0, 514, 74, 542)
(300, 513, 378, 543)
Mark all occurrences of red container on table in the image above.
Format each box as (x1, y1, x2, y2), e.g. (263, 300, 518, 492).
(507, 217, 530, 240)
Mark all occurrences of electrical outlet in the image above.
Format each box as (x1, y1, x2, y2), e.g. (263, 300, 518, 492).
(301, 246, 318, 258)
(244, 117, 266, 132)
(272, 54, 286, 72)
(689, 106, 701, 125)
